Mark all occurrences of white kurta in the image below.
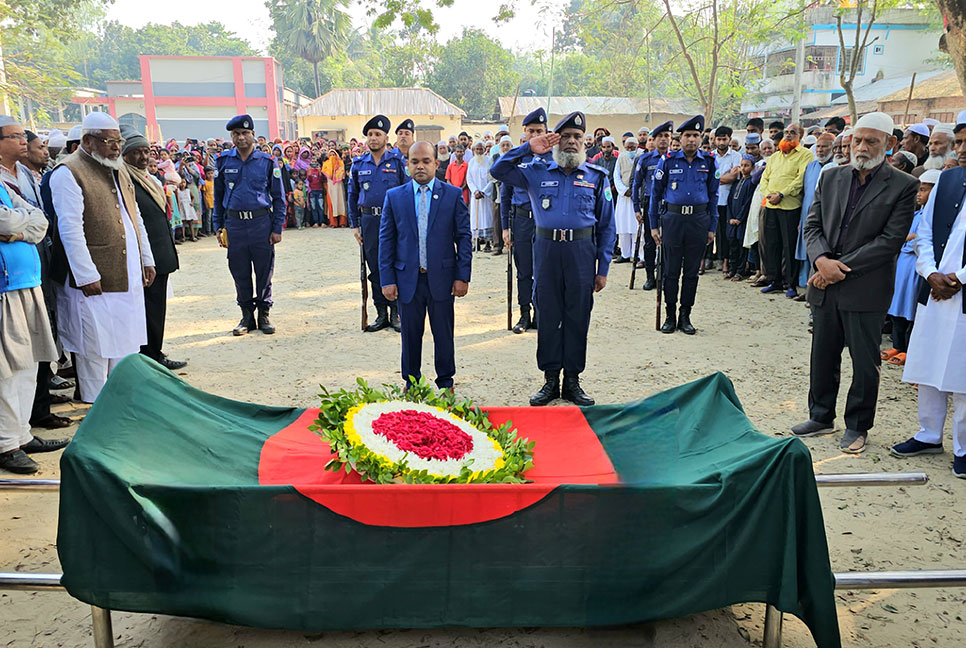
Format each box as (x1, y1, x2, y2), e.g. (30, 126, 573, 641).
(903, 189, 966, 393)
(50, 163, 154, 360)
(466, 157, 493, 234)
(613, 153, 638, 236)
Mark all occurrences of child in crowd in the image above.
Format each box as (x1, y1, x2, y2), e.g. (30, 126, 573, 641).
(726, 155, 759, 280)
(177, 178, 198, 242)
(293, 180, 306, 230)
(882, 168, 942, 366)
(164, 173, 182, 243)
(202, 167, 215, 233)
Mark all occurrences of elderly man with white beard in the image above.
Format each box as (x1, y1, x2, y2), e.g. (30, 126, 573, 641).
(49, 112, 155, 403)
(466, 140, 494, 252)
(919, 124, 956, 173)
(435, 140, 451, 182)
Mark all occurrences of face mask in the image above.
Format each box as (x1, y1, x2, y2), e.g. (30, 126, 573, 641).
(626, 150, 638, 159)
(885, 149, 893, 156)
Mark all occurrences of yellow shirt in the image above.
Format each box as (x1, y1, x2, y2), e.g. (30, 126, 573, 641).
(201, 181, 214, 209)
(759, 145, 813, 211)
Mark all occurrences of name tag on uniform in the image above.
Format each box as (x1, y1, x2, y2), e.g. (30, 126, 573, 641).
(382, 167, 396, 173)
(574, 180, 596, 189)
(647, 164, 658, 171)
(696, 167, 709, 173)
(540, 181, 558, 187)
(224, 168, 239, 174)
(358, 170, 372, 176)
(669, 168, 684, 175)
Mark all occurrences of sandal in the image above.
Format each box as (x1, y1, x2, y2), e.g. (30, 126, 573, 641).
(29, 413, 73, 429)
(880, 348, 900, 361)
(888, 352, 907, 366)
(51, 394, 71, 404)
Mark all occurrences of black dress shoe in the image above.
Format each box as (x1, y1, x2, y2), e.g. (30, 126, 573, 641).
(561, 372, 594, 406)
(642, 270, 656, 291)
(22, 436, 70, 453)
(233, 307, 255, 336)
(512, 307, 532, 334)
(29, 413, 72, 429)
(257, 307, 275, 334)
(613, 256, 630, 264)
(389, 304, 401, 332)
(0, 450, 38, 474)
(660, 307, 677, 334)
(677, 307, 696, 335)
(529, 371, 561, 406)
(160, 356, 188, 370)
(365, 306, 390, 332)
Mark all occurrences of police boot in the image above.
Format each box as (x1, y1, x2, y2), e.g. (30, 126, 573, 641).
(512, 306, 532, 334)
(529, 370, 561, 407)
(233, 307, 255, 336)
(677, 306, 696, 335)
(257, 306, 275, 335)
(365, 305, 390, 332)
(561, 371, 595, 406)
(660, 305, 677, 334)
(642, 269, 656, 291)
(389, 303, 401, 333)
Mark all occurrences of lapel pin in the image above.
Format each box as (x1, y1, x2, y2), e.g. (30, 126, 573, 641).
(433, 194, 438, 199)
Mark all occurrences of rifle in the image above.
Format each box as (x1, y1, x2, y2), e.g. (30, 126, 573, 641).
(506, 212, 514, 330)
(360, 243, 369, 331)
(654, 231, 663, 331)
(628, 219, 644, 290)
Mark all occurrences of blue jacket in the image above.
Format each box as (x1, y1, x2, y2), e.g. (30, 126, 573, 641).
(648, 149, 720, 230)
(0, 184, 42, 293)
(347, 151, 407, 228)
(212, 148, 286, 233)
(378, 180, 472, 304)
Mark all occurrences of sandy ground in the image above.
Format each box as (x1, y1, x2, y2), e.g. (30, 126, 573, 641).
(2, 226, 964, 647)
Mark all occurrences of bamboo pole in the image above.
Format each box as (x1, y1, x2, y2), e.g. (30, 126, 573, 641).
(901, 72, 917, 127)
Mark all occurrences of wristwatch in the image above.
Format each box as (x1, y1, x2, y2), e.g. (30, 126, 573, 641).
(778, 192, 784, 200)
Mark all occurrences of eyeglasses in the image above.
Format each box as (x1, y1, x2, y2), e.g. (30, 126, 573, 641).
(0, 133, 27, 141)
(92, 136, 125, 147)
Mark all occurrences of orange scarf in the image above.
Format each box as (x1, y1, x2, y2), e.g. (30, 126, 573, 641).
(322, 155, 344, 183)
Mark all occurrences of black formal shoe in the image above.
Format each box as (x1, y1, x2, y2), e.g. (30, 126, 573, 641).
(0, 450, 38, 474)
(677, 307, 696, 335)
(660, 306, 677, 334)
(512, 306, 532, 334)
(492, 247, 503, 256)
(642, 270, 656, 291)
(22, 436, 70, 453)
(389, 304, 401, 332)
(160, 355, 188, 371)
(561, 372, 594, 406)
(613, 256, 630, 264)
(257, 307, 275, 335)
(29, 414, 72, 429)
(365, 305, 390, 332)
(529, 370, 561, 406)
(233, 308, 255, 336)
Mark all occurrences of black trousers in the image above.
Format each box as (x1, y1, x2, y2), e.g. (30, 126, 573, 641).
(639, 197, 656, 271)
(808, 289, 885, 433)
(714, 205, 728, 261)
(891, 316, 913, 352)
(141, 272, 169, 362)
(30, 361, 52, 424)
(763, 207, 801, 288)
(361, 213, 389, 307)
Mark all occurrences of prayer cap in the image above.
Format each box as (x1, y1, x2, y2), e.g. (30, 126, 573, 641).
(226, 114, 254, 131)
(395, 118, 414, 134)
(553, 111, 586, 133)
(363, 114, 390, 135)
(896, 150, 917, 167)
(601, 136, 615, 145)
(651, 121, 673, 136)
(955, 110, 966, 133)
(437, 140, 447, 146)
(933, 124, 955, 137)
(82, 111, 119, 131)
(714, 125, 732, 138)
(622, 131, 634, 138)
(922, 118, 940, 127)
(908, 123, 930, 138)
(919, 169, 942, 185)
(802, 134, 817, 146)
(741, 154, 757, 163)
(853, 112, 894, 135)
(677, 115, 704, 133)
(47, 129, 67, 148)
(0, 115, 18, 128)
(500, 135, 512, 143)
(638, 126, 650, 134)
(66, 125, 82, 142)
(745, 132, 761, 145)
(495, 125, 509, 133)
(522, 107, 547, 126)
(120, 125, 149, 153)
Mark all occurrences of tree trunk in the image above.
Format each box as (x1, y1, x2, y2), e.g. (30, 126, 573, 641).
(937, 0, 966, 98)
(313, 60, 321, 97)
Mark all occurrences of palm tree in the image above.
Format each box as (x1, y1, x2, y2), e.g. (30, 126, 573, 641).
(268, 0, 351, 97)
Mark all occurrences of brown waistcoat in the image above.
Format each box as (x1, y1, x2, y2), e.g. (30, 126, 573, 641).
(57, 150, 144, 292)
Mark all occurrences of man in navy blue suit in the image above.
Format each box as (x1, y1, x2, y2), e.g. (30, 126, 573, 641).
(379, 141, 473, 389)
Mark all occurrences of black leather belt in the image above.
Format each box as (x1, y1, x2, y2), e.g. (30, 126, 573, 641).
(665, 203, 708, 215)
(514, 205, 533, 218)
(360, 206, 382, 216)
(535, 226, 594, 242)
(228, 207, 270, 219)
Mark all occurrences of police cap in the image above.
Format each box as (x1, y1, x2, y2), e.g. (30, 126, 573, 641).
(554, 111, 586, 134)
(395, 118, 415, 134)
(714, 125, 733, 138)
(522, 107, 547, 127)
(677, 115, 705, 134)
(226, 114, 254, 132)
(651, 120, 674, 136)
(363, 114, 391, 136)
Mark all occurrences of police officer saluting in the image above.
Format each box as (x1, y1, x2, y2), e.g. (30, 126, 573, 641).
(631, 120, 673, 290)
(213, 114, 286, 336)
(491, 111, 616, 406)
(499, 107, 548, 333)
(649, 115, 718, 335)
(348, 114, 408, 332)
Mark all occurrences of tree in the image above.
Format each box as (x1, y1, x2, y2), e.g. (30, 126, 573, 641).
(267, 0, 352, 97)
(936, 0, 966, 99)
(834, 0, 882, 125)
(426, 29, 517, 119)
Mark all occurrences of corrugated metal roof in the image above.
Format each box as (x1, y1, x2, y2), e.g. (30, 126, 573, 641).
(497, 96, 701, 118)
(807, 101, 878, 120)
(296, 88, 467, 118)
(830, 70, 947, 105)
(878, 69, 965, 103)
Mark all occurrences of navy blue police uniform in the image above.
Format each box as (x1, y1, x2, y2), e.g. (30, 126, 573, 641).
(388, 118, 415, 164)
(631, 120, 673, 287)
(491, 111, 616, 406)
(347, 114, 408, 331)
(212, 114, 286, 335)
(498, 107, 548, 333)
(648, 115, 719, 335)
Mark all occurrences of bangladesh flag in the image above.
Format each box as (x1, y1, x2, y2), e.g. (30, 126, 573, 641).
(58, 354, 840, 647)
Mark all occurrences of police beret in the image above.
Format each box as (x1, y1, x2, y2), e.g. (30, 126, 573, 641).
(651, 120, 673, 136)
(226, 114, 254, 131)
(677, 115, 705, 134)
(363, 114, 390, 135)
(395, 118, 414, 134)
(714, 125, 733, 138)
(554, 111, 586, 133)
(522, 107, 547, 127)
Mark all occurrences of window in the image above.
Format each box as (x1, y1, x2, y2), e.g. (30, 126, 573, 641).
(839, 47, 865, 75)
(805, 46, 837, 72)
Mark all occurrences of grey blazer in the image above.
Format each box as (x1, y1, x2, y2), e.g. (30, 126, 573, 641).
(803, 162, 918, 312)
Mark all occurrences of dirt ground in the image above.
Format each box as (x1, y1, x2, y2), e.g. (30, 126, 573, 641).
(2, 227, 964, 647)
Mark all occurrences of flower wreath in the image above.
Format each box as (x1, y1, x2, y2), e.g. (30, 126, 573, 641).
(311, 378, 535, 484)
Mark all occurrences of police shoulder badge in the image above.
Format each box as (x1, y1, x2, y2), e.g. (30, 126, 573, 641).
(655, 169, 664, 180)
(715, 170, 722, 179)
(273, 167, 281, 178)
(603, 187, 612, 201)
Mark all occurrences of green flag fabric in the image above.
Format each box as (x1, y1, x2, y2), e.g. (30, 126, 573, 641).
(57, 354, 839, 647)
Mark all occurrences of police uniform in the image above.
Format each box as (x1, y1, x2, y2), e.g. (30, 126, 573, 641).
(499, 107, 547, 333)
(491, 111, 616, 406)
(213, 114, 286, 336)
(648, 115, 719, 335)
(347, 114, 408, 332)
(631, 120, 673, 290)
(389, 118, 415, 164)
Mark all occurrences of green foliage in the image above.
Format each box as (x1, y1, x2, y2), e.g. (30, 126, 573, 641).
(311, 377, 535, 485)
(426, 28, 517, 119)
(268, 0, 352, 96)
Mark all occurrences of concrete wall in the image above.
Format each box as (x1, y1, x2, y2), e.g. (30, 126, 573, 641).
(298, 113, 464, 142)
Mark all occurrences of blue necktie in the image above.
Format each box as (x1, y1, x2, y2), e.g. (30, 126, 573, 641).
(417, 184, 429, 269)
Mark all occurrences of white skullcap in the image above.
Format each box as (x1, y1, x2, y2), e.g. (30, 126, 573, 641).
(0, 115, 18, 128)
(66, 125, 83, 141)
(908, 123, 930, 138)
(638, 126, 649, 132)
(919, 169, 942, 185)
(483, 130, 492, 136)
(897, 150, 918, 167)
(437, 140, 447, 147)
(601, 136, 616, 145)
(932, 124, 955, 137)
(853, 112, 893, 135)
(495, 125, 508, 133)
(841, 128, 853, 138)
(47, 129, 67, 148)
(500, 135, 512, 144)
(82, 111, 119, 131)
(957, 110, 966, 126)
(802, 134, 817, 145)
(922, 118, 940, 127)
